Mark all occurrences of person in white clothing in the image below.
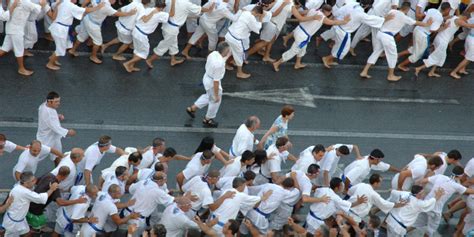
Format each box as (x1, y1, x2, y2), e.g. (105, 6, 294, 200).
(51, 148, 84, 193)
(0, 133, 27, 156)
(145, 0, 214, 67)
(36, 91, 76, 165)
(76, 135, 126, 186)
(181, 170, 221, 217)
(52, 184, 99, 237)
(185, 42, 231, 128)
(46, 0, 103, 70)
(289, 164, 329, 205)
(305, 177, 367, 233)
(413, 167, 474, 236)
(160, 197, 200, 237)
(386, 185, 444, 237)
(14, 140, 64, 181)
(273, 4, 350, 72)
(342, 149, 399, 193)
(397, 4, 450, 73)
(450, 14, 474, 80)
(0, 0, 47, 76)
(122, 0, 171, 72)
(228, 116, 260, 158)
(360, 2, 433, 81)
(181, 0, 240, 59)
(318, 144, 361, 187)
(101, 166, 130, 196)
(255, 137, 296, 185)
(137, 137, 166, 169)
(224, 4, 264, 78)
(415, 14, 474, 77)
(291, 144, 325, 173)
(220, 150, 255, 177)
(68, 0, 138, 64)
(392, 154, 443, 191)
(176, 150, 214, 189)
(3, 172, 58, 237)
(418, 149, 462, 176)
(99, 151, 142, 186)
(100, 0, 148, 60)
(321, 0, 387, 69)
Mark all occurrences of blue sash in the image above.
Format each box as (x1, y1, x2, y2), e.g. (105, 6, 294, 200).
(253, 208, 270, 218)
(6, 213, 24, 223)
(167, 20, 179, 27)
(228, 30, 247, 61)
(309, 210, 323, 221)
(229, 146, 236, 157)
(135, 25, 149, 36)
(62, 208, 74, 232)
(56, 22, 74, 43)
(383, 31, 394, 37)
(119, 21, 131, 31)
(336, 26, 349, 60)
(298, 25, 311, 49)
(88, 223, 105, 233)
(75, 172, 83, 186)
(389, 213, 407, 229)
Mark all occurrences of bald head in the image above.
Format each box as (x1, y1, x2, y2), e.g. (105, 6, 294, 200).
(86, 184, 98, 194)
(70, 148, 84, 162)
(108, 184, 121, 195)
(176, 196, 191, 206)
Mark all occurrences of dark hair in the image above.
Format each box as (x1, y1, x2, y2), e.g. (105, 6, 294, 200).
(369, 215, 381, 228)
(370, 149, 384, 159)
(312, 144, 325, 154)
(108, 184, 121, 194)
(20, 171, 35, 184)
(281, 177, 295, 188)
(440, 2, 451, 11)
(427, 156, 443, 168)
(98, 135, 112, 147)
(115, 166, 128, 178)
(207, 170, 220, 178)
(58, 166, 71, 177)
(154, 162, 165, 172)
(141, 0, 151, 5)
(228, 220, 240, 234)
(0, 134, 6, 141)
(330, 177, 343, 190)
(232, 177, 246, 188)
(400, 1, 411, 10)
(201, 150, 214, 160)
(252, 4, 264, 14)
(338, 145, 350, 155)
(245, 116, 260, 129)
(152, 137, 165, 147)
(241, 150, 255, 163)
(453, 166, 464, 176)
(321, 3, 332, 12)
(447, 150, 462, 160)
(217, 42, 230, 54)
(307, 164, 320, 175)
(411, 185, 423, 195)
(195, 136, 215, 154)
(369, 173, 382, 185)
(128, 152, 142, 163)
(275, 137, 289, 148)
(163, 147, 177, 157)
(281, 105, 295, 117)
(243, 170, 256, 181)
(46, 91, 60, 100)
(187, 229, 201, 237)
(254, 149, 267, 166)
(155, 0, 166, 8)
(152, 224, 167, 237)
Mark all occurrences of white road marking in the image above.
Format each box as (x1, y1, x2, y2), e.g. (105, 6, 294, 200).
(2, 121, 474, 141)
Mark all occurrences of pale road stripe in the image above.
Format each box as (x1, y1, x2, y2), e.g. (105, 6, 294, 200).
(2, 121, 474, 141)
(29, 49, 473, 72)
(310, 94, 460, 104)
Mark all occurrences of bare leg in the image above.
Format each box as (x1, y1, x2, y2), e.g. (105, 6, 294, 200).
(321, 55, 334, 68)
(123, 55, 142, 73)
(170, 55, 184, 66)
(262, 40, 276, 62)
(387, 68, 401, 81)
(397, 58, 410, 71)
(398, 49, 410, 57)
(282, 32, 293, 47)
(24, 49, 34, 57)
(17, 57, 34, 76)
(428, 66, 440, 77)
(46, 53, 61, 70)
(112, 43, 130, 61)
(146, 53, 159, 68)
(272, 58, 283, 72)
(360, 64, 373, 78)
(90, 44, 102, 64)
(246, 40, 268, 58)
(414, 64, 426, 76)
(236, 66, 251, 79)
(68, 41, 81, 56)
(349, 47, 356, 56)
(451, 59, 469, 79)
(101, 38, 120, 54)
(294, 57, 306, 70)
(181, 43, 193, 60)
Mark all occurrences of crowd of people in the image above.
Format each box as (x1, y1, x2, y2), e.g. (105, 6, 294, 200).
(0, 0, 472, 81)
(0, 91, 474, 237)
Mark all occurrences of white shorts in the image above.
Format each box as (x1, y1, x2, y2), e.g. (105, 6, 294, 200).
(132, 33, 149, 59)
(408, 28, 430, 63)
(260, 22, 278, 42)
(76, 19, 103, 45)
(1, 34, 25, 57)
(465, 36, 474, 62)
(269, 204, 293, 230)
(118, 30, 133, 44)
(412, 211, 441, 235)
(186, 18, 198, 33)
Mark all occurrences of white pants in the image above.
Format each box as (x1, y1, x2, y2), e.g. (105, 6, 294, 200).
(225, 32, 246, 66)
(408, 28, 429, 63)
(282, 28, 308, 62)
(80, 223, 101, 237)
(24, 21, 38, 49)
(305, 212, 324, 234)
(194, 87, 222, 119)
(423, 36, 448, 67)
(465, 35, 474, 62)
(153, 28, 179, 56)
(76, 19, 103, 45)
(367, 31, 398, 68)
(186, 17, 198, 33)
(350, 23, 372, 49)
(132, 33, 149, 59)
(269, 204, 293, 230)
(188, 21, 218, 51)
(412, 211, 441, 236)
(116, 21, 133, 44)
(331, 26, 351, 60)
(216, 19, 230, 38)
(386, 214, 407, 237)
(1, 34, 25, 57)
(320, 28, 335, 41)
(390, 173, 413, 191)
(239, 209, 269, 235)
(260, 22, 278, 42)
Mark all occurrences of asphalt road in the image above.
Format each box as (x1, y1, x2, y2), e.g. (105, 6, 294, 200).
(0, 17, 473, 236)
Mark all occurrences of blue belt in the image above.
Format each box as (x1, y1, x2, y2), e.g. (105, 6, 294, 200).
(349, 209, 361, 218)
(228, 30, 247, 61)
(298, 25, 310, 49)
(309, 210, 323, 221)
(259, 169, 272, 183)
(88, 223, 105, 233)
(119, 21, 131, 31)
(217, 19, 229, 35)
(229, 146, 236, 157)
(119, 207, 132, 218)
(383, 31, 394, 37)
(75, 172, 83, 186)
(135, 25, 149, 36)
(6, 213, 24, 223)
(410, 7, 416, 12)
(253, 208, 270, 218)
(56, 22, 71, 27)
(62, 208, 74, 232)
(336, 26, 349, 60)
(87, 15, 102, 26)
(389, 213, 406, 229)
(57, 21, 75, 42)
(422, 31, 430, 59)
(167, 20, 179, 27)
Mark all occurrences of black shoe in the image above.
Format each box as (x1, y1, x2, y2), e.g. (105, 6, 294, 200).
(203, 119, 218, 128)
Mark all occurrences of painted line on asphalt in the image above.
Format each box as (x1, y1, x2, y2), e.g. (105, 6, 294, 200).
(2, 121, 474, 141)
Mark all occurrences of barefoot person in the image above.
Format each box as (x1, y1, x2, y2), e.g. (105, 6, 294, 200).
(450, 15, 474, 79)
(359, 2, 432, 81)
(122, 0, 171, 73)
(273, 4, 349, 72)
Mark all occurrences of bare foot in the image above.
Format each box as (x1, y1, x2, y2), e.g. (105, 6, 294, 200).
(89, 56, 102, 64)
(171, 58, 185, 66)
(225, 65, 234, 71)
(146, 59, 154, 69)
(54, 61, 61, 66)
(282, 35, 290, 47)
(132, 67, 141, 72)
(18, 69, 34, 76)
(359, 72, 372, 79)
(387, 75, 402, 82)
(322, 57, 331, 69)
(349, 48, 356, 56)
(68, 50, 79, 57)
(182, 52, 192, 60)
(237, 72, 251, 79)
(24, 51, 34, 57)
(414, 67, 422, 77)
(46, 63, 60, 70)
(100, 45, 107, 54)
(294, 64, 306, 70)
(123, 62, 133, 73)
(257, 49, 265, 57)
(450, 72, 461, 79)
(272, 62, 280, 72)
(397, 65, 409, 72)
(112, 55, 126, 61)
(262, 57, 275, 63)
(428, 72, 441, 78)
(459, 71, 469, 75)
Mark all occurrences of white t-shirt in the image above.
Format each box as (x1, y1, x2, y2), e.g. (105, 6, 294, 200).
(78, 142, 117, 172)
(343, 156, 390, 186)
(380, 9, 416, 34)
(291, 145, 317, 173)
(425, 174, 467, 214)
(182, 176, 214, 211)
(286, 170, 312, 196)
(182, 152, 211, 181)
(14, 145, 52, 175)
(129, 179, 174, 217)
(416, 9, 443, 34)
(230, 124, 254, 157)
(219, 156, 244, 177)
(160, 203, 199, 237)
(203, 51, 226, 91)
(88, 192, 118, 229)
(4, 140, 18, 153)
